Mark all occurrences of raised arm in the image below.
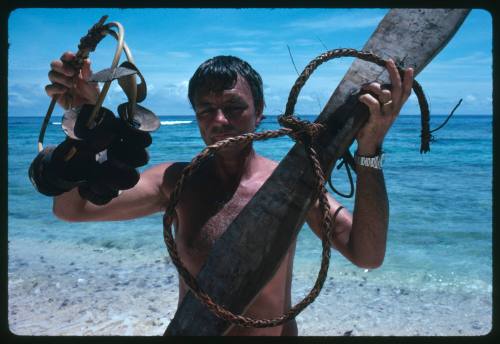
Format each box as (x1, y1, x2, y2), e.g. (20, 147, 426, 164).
(53, 163, 171, 222)
(306, 59, 413, 269)
(46, 51, 171, 222)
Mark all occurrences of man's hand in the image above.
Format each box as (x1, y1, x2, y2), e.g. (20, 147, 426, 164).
(45, 51, 100, 109)
(356, 59, 414, 155)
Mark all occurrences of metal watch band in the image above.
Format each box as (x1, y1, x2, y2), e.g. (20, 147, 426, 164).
(354, 152, 384, 170)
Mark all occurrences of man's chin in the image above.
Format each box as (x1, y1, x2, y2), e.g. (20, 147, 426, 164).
(214, 140, 252, 156)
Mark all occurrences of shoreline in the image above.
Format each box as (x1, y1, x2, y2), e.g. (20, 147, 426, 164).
(8, 238, 492, 336)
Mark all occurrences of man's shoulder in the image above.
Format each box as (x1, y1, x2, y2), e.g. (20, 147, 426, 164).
(143, 161, 182, 175)
(141, 162, 187, 185)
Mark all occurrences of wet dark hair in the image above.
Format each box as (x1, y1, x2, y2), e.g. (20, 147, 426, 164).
(188, 56, 264, 113)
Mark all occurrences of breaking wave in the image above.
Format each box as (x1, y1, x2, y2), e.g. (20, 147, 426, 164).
(161, 120, 192, 126)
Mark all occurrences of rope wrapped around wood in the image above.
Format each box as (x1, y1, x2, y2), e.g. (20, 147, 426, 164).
(162, 48, 432, 328)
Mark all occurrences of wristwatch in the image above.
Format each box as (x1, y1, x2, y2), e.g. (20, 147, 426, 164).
(354, 151, 384, 170)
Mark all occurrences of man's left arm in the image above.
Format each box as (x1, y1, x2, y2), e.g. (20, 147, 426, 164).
(306, 59, 413, 269)
(305, 168, 388, 269)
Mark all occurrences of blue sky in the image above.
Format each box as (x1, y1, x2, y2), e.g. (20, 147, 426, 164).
(8, 8, 492, 116)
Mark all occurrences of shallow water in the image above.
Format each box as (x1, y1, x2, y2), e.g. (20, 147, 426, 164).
(8, 114, 492, 335)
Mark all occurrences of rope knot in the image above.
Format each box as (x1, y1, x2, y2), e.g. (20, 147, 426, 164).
(278, 115, 324, 145)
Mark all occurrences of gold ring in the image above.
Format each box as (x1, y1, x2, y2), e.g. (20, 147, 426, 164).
(381, 99, 393, 106)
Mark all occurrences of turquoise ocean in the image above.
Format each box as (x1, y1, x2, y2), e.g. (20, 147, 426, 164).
(7, 114, 493, 335)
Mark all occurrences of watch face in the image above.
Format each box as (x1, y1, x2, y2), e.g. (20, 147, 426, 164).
(355, 153, 383, 169)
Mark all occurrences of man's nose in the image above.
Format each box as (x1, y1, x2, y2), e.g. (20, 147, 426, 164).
(214, 108, 229, 124)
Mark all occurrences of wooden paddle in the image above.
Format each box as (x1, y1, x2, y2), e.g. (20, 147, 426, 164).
(165, 8, 471, 336)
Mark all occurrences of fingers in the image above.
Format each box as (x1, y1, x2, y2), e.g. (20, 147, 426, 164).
(51, 51, 79, 77)
(46, 52, 76, 96)
(356, 59, 414, 149)
(386, 59, 402, 104)
(361, 83, 392, 104)
(59, 51, 93, 79)
(60, 51, 76, 62)
(46, 51, 95, 104)
(364, 58, 414, 114)
(50, 60, 75, 78)
(386, 58, 415, 105)
(361, 64, 405, 106)
(48, 69, 74, 89)
(45, 83, 68, 97)
(402, 67, 414, 101)
(358, 93, 381, 118)
(81, 59, 93, 81)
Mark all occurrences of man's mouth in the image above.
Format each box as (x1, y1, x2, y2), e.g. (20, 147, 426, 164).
(212, 133, 235, 142)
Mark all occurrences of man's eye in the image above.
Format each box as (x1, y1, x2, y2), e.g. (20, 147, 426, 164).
(224, 107, 244, 117)
(196, 109, 213, 117)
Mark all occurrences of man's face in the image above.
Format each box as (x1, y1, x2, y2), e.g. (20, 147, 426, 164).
(193, 75, 263, 146)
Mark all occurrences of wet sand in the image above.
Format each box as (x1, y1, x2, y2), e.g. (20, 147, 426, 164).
(8, 238, 491, 336)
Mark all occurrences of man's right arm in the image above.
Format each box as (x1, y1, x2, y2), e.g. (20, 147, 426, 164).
(53, 163, 171, 222)
(46, 51, 171, 223)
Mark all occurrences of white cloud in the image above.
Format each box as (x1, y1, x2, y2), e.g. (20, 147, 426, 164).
(8, 82, 48, 108)
(424, 54, 492, 77)
(298, 95, 315, 102)
(447, 52, 492, 66)
(465, 95, 477, 102)
(229, 47, 256, 53)
(202, 47, 257, 56)
(166, 51, 192, 59)
(156, 80, 189, 100)
(292, 38, 318, 47)
(285, 12, 384, 31)
(206, 27, 268, 38)
(129, 48, 156, 58)
(9, 91, 35, 106)
(267, 95, 281, 102)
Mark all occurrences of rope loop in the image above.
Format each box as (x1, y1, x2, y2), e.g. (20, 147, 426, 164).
(163, 48, 432, 330)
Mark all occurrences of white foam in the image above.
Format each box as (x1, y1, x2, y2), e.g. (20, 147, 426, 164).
(160, 120, 192, 126)
(52, 122, 62, 125)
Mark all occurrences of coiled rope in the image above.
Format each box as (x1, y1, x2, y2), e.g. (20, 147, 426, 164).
(163, 48, 432, 328)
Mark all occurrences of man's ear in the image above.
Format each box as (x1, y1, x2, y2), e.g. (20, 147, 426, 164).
(256, 113, 263, 126)
(255, 104, 264, 126)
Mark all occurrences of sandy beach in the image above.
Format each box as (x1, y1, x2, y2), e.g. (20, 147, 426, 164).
(8, 237, 491, 337)
(7, 7, 493, 338)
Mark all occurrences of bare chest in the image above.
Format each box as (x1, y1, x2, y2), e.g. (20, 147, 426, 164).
(174, 181, 257, 270)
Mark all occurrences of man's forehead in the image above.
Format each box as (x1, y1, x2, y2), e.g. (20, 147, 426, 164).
(197, 92, 246, 105)
(195, 77, 252, 106)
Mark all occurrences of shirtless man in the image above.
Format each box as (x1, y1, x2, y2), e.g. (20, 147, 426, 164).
(46, 53, 413, 336)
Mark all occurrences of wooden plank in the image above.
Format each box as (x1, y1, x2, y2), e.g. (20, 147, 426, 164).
(165, 9, 470, 336)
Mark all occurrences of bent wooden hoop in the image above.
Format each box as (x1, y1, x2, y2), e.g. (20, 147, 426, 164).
(37, 18, 134, 153)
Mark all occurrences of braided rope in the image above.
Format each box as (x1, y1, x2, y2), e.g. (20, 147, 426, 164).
(163, 48, 431, 328)
(37, 16, 110, 152)
(71, 16, 109, 70)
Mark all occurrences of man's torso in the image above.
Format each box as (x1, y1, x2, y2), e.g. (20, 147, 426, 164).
(161, 155, 298, 336)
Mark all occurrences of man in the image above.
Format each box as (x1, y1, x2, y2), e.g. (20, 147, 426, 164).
(46, 53, 413, 336)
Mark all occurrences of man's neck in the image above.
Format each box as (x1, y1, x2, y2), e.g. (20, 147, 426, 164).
(213, 144, 259, 184)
